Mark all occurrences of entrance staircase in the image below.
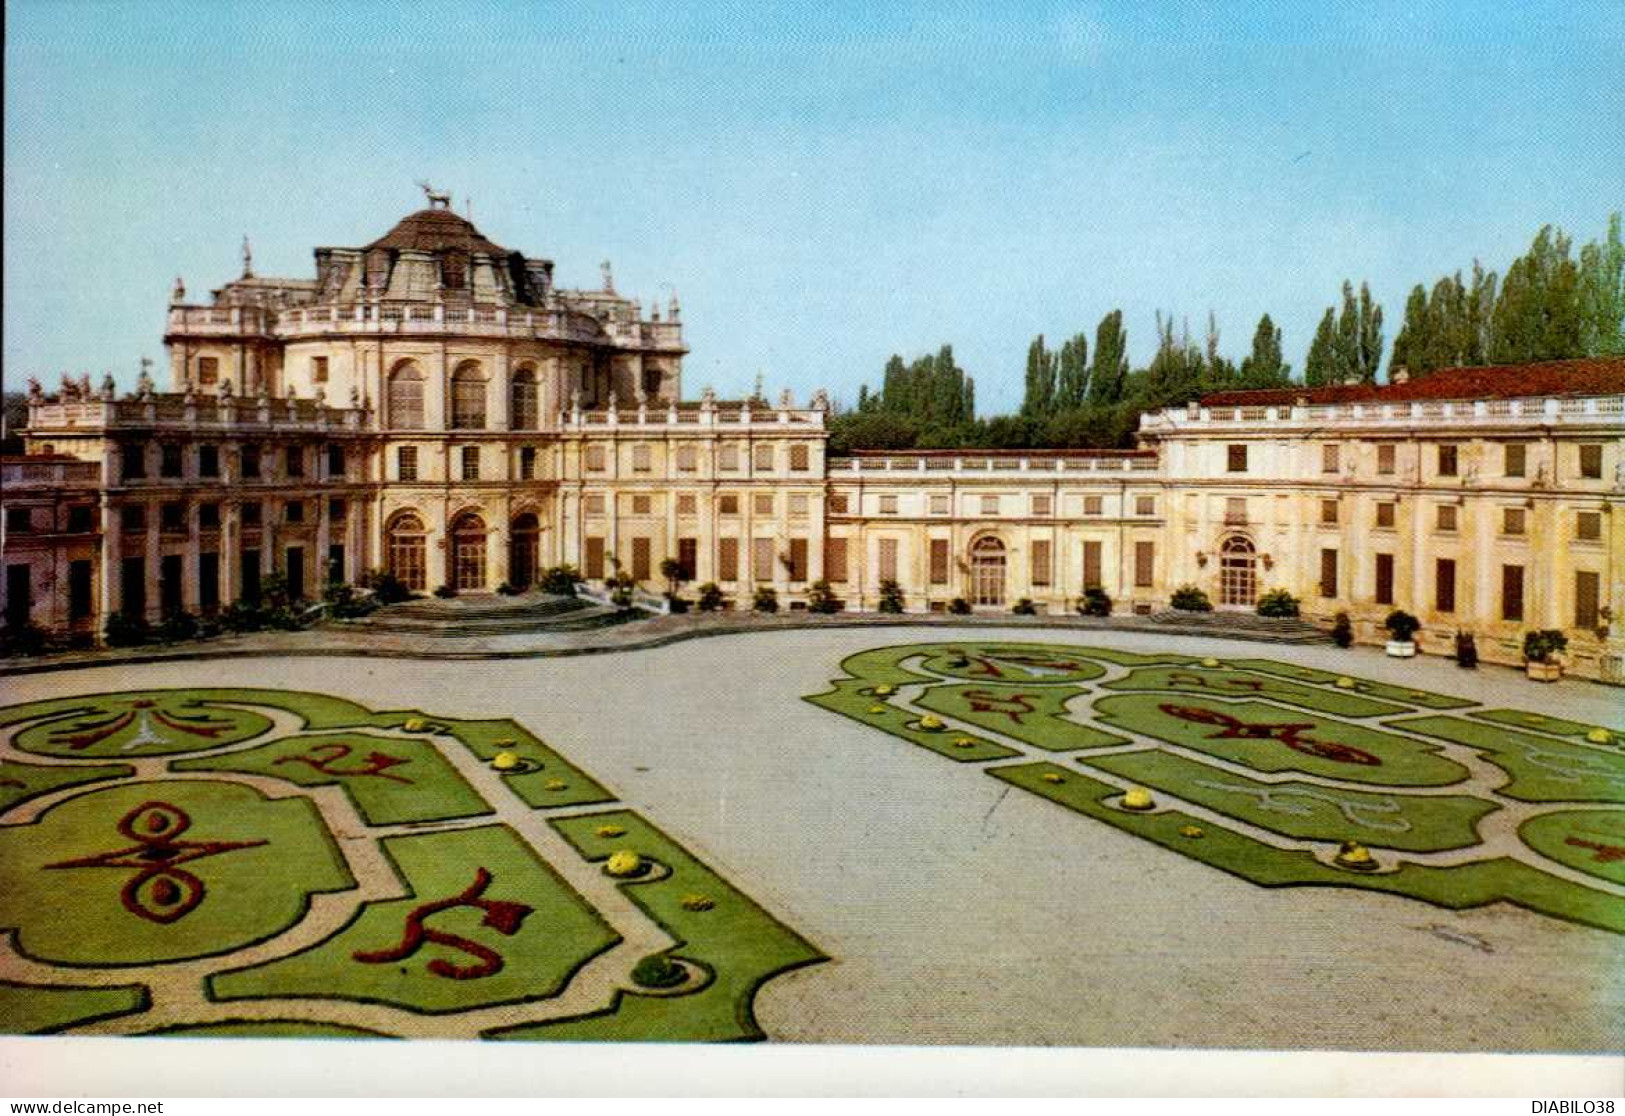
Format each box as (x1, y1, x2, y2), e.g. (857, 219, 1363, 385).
(332, 592, 628, 638)
(1146, 609, 1326, 644)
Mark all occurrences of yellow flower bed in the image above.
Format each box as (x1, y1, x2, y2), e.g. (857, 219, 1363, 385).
(873, 684, 897, 696)
(680, 894, 715, 912)
(1041, 772, 1065, 784)
(1121, 787, 1155, 811)
(952, 737, 978, 749)
(1335, 676, 1357, 689)
(1179, 825, 1204, 839)
(868, 704, 888, 715)
(402, 718, 429, 733)
(1586, 728, 1613, 744)
(594, 825, 627, 838)
(1200, 657, 1220, 668)
(916, 715, 944, 731)
(606, 850, 643, 878)
(492, 751, 521, 771)
(544, 778, 568, 791)
(1334, 840, 1377, 871)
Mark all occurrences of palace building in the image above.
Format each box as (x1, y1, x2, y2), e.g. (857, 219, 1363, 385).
(5, 198, 1623, 682)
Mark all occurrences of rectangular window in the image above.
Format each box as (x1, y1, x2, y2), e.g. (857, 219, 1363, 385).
(980, 494, 999, 516)
(286, 445, 305, 478)
(519, 446, 537, 480)
(396, 446, 418, 481)
(677, 538, 698, 581)
(1084, 495, 1103, 516)
(1377, 444, 1396, 475)
(120, 556, 146, 618)
(69, 559, 93, 620)
(160, 554, 183, 616)
(1320, 498, 1339, 526)
(878, 538, 899, 582)
(1225, 497, 1247, 526)
(461, 446, 480, 481)
(199, 502, 221, 530)
(585, 537, 606, 580)
(1135, 495, 1155, 517)
(1576, 511, 1602, 541)
(718, 537, 740, 581)
(1504, 443, 1526, 478)
(1083, 540, 1103, 589)
(121, 442, 147, 481)
(1437, 504, 1458, 532)
(1133, 541, 1155, 588)
(1226, 444, 1248, 473)
(1031, 494, 1052, 517)
(1501, 564, 1525, 622)
(677, 493, 697, 516)
(199, 552, 220, 614)
(327, 444, 345, 477)
(1375, 502, 1396, 529)
(242, 444, 261, 479)
(121, 505, 147, 533)
(719, 493, 739, 516)
(285, 546, 306, 602)
(1031, 539, 1052, 587)
(160, 502, 186, 534)
(789, 493, 810, 518)
(825, 537, 848, 583)
(583, 493, 606, 516)
(199, 445, 219, 477)
(632, 444, 652, 473)
(285, 500, 305, 524)
(830, 493, 850, 515)
(67, 505, 95, 533)
(676, 445, 698, 472)
(328, 498, 347, 522)
(880, 495, 899, 515)
(1437, 444, 1458, 477)
(719, 444, 739, 471)
(240, 502, 261, 527)
(789, 444, 810, 471)
(240, 550, 261, 604)
(753, 492, 774, 516)
(585, 445, 607, 472)
(161, 443, 183, 478)
(1322, 444, 1340, 474)
(632, 494, 652, 515)
(196, 356, 219, 385)
(1503, 507, 1526, 536)
(311, 356, 328, 383)
(1319, 548, 1338, 599)
(327, 544, 345, 586)
(5, 563, 32, 629)
(788, 538, 808, 582)
(1579, 444, 1603, 479)
(753, 444, 774, 471)
(631, 537, 652, 582)
(752, 537, 775, 581)
(5, 507, 29, 533)
(929, 538, 950, 585)
(1435, 558, 1456, 613)
(929, 494, 949, 515)
(1375, 553, 1395, 605)
(1576, 570, 1601, 628)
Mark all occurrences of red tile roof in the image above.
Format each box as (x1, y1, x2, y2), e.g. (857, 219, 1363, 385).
(1200, 357, 1625, 407)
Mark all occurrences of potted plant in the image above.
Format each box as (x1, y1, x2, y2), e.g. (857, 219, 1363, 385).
(1383, 609, 1420, 657)
(1453, 631, 1478, 669)
(1523, 629, 1568, 682)
(1170, 585, 1214, 612)
(1331, 611, 1354, 648)
(1077, 586, 1112, 617)
(1256, 589, 1300, 618)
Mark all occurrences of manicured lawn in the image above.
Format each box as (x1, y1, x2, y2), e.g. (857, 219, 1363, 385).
(1471, 709, 1625, 746)
(0, 980, 149, 1034)
(1227, 660, 1472, 709)
(1391, 716, 1625, 803)
(1102, 665, 1410, 718)
(0, 759, 133, 812)
(915, 683, 1127, 751)
(1518, 810, 1625, 886)
(7, 693, 273, 758)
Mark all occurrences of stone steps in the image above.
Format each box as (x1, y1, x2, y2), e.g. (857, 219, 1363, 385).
(1147, 609, 1326, 644)
(334, 592, 631, 637)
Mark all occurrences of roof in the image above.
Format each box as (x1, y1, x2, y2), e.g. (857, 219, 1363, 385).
(366, 207, 509, 256)
(844, 447, 1156, 459)
(1200, 357, 1625, 407)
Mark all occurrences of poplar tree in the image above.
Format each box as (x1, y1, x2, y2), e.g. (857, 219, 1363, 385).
(1086, 310, 1129, 406)
(1021, 335, 1058, 419)
(1304, 308, 1338, 386)
(1055, 332, 1090, 408)
(1238, 313, 1290, 387)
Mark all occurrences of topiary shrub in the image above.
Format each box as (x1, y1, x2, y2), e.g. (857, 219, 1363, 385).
(1523, 629, 1568, 664)
(752, 585, 779, 613)
(1078, 586, 1112, 617)
(948, 597, 972, 615)
(630, 954, 686, 989)
(878, 578, 906, 614)
(1256, 589, 1300, 618)
(1332, 611, 1354, 648)
(696, 582, 726, 612)
(324, 581, 374, 619)
(1454, 631, 1478, 668)
(1170, 585, 1213, 612)
(104, 612, 151, 648)
(1384, 609, 1421, 642)
(608, 569, 636, 610)
(433, 583, 458, 599)
(0, 621, 52, 657)
(219, 598, 266, 633)
(806, 579, 841, 614)
(495, 581, 520, 596)
(157, 609, 200, 643)
(361, 567, 412, 605)
(1012, 598, 1037, 615)
(665, 594, 690, 614)
(539, 564, 583, 597)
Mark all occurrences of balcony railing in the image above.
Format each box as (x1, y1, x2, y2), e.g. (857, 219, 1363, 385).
(1140, 394, 1625, 431)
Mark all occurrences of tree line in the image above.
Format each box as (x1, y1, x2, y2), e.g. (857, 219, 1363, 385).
(830, 213, 1624, 452)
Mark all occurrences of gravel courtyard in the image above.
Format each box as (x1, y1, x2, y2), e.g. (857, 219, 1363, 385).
(5, 626, 1621, 1052)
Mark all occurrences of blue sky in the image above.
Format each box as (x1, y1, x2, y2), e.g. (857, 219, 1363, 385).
(5, 1, 1621, 412)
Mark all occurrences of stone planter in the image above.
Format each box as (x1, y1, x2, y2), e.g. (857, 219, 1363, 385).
(1525, 660, 1563, 682)
(1385, 640, 1417, 658)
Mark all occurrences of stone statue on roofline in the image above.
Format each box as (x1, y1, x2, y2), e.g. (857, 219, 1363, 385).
(701, 384, 717, 408)
(79, 373, 93, 398)
(59, 373, 78, 400)
(219, 378, 235, 399)
(349, 383, 361, 407)
(101, 374, 116, 400)
(779, 387, 794, 410)
(171, 276, 186, 304)
(27, 377, 44, 403)
(810, 388, 831, 412)
(569, 386, 582, 413)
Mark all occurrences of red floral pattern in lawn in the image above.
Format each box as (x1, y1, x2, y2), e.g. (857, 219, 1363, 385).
(1165, 672, 1266, 693)
(274, 741, 414, 784)
(352, 868, 533, 980)
(963, 690, 1040, 725)
(1159, 703, 1381, 766)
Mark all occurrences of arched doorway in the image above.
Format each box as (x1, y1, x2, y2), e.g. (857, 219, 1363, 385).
(451, 512, 488, 592)
(970, 536, 1007, 607)
(386, 513, 427, 592)
(509, 512, 539, 591)
(1219, 535, 1258, 608)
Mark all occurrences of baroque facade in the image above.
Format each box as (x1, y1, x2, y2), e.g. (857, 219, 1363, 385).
(5, 199, 1623, 682)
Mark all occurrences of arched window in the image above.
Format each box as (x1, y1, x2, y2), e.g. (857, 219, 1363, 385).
(970, 535, 1007, 607)
(451, 511, 488, 592)
(509, 511, 540, 590)
(1219, 534, 1258, 608)
(451, 362, 487, 430)
(510, 365, 540, 430)
(386, 512, 427, 591)
(387, 362, 425, 430)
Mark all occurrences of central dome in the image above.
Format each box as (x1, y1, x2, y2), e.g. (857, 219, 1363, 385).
(367, 207, 509, 256)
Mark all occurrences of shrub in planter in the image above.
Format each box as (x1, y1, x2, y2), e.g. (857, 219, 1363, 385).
(219, 599, 264, 633)
(948, 597, 972, 615)
(752, 585, 779, 613)
(1454, 631, 1479, 669)
(539, 564, 583, 597)
(1012, 598, 1038, 615)
(1078, 586, 1113, 617)
(1331, 611, 1354, 648)
(0, 621, 52, 657)
(630, 954, 686, 989)
(665, 594, 690, 614)
(432, 583, 458, 599)
(1384, 609, 1421, 642)
(1256, 589, 1301, 618)
(1170, 585, 1214, 612)
(696, 582, 726, 612)
(806, 579, 841, 614)
(361, 567, 412, 605)
(157, 610, 200, 643)
(324, 582, 374, 619)
(495, 581, 520, 596)
(104, 612, 151, 648)
(1523, 629, 1568, 664)
(878, 578, 906, 614)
